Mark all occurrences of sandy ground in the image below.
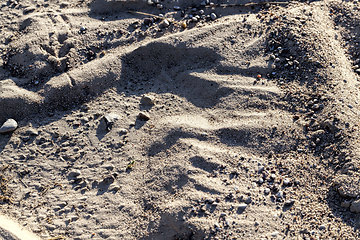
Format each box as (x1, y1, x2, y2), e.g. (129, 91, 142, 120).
(1, 0, 360, 239)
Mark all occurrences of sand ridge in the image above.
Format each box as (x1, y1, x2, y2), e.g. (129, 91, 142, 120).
(1, 0, 360, 239)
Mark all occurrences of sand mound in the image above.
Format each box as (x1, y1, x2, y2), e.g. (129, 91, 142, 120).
(1, 0, 360, 239)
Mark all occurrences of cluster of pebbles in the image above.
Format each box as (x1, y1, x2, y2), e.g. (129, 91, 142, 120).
(140, 0, 218, 29)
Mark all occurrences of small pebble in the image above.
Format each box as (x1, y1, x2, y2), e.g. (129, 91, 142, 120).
(23, 6, 35, 14)
(276, 191, 283, 198)
(201, 0, 210, 6)
(271, 231, 279, 237)
(104, 113, 120, 124)
(118, 129, 128, 135)
(103, 165, 114, 171)
(210, 13, 217, 21)
(206, 198, 215, 204)
(237, 203, 248, 213)
(141, 95, 155, 106)
(68, 170, 81, 178)
(283, 178, 291, 186)
(319, 225, 326, 231)
(0, 119, 18, 133)
(258, 178, 264, 184)
(143, 18, 153, 26)
(109, 183, 121, 192)
(264, 188, 270, 195)
(79, 26, 86, 34)
(173, 6, 181, 11)
(245, 197, 252, 204)
(104, 113, 120, 130)
(25, 128, 39, 136)
(160, 19, 170, 28)
(138, 112, 150, 121)
(284, 199, 295, 207)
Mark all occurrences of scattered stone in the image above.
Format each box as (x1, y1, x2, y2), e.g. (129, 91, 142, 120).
(79, 26, 86, 34)
(245, 197, 252, 204)
(143, 18, 153, 26)
(58, 202, 67, 208)
(109, 183, 121, 192)
(205, 198, 215, 204)
(68, 215, 79, 222)
(350, 199, 360, 213)
(141, 95, 155, 106)
(104, 112, 120, 130)
(23, 6, 35, 14)
(104, 113, 120, 124)
(0, 119, 18, 133)
(237, 203, 247, 213)
(68, 170, 81, 178)
(103, 165, 114, 171)
(284, 199, 295, 207)
(270, 231, 279, 237)
(258, 165, 264, 173)
(276, 191, 283, 199)
(283, 178, 291, 186)
(180, 22, 187, 29)
(173, 6, 181, 11)
(118, 128, 128, 135)
(25, 128, 39, 136)
(319, 225, 326, 231)
(138, 112, 150, 121)
(201, 0, 210, 6)
(160, 19, 170, 28)
(264, 188, 270, 195)
(210, 13, 217, 21)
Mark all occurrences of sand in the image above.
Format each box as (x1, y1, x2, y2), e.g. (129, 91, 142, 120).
(0, 0, 360, 239)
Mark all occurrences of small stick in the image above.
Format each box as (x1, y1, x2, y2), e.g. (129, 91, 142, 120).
(19, 179, 28, 188)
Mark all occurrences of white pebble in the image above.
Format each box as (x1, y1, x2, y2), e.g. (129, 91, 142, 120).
(210, 13, 217, 20)
(0, 119, 18, 133)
